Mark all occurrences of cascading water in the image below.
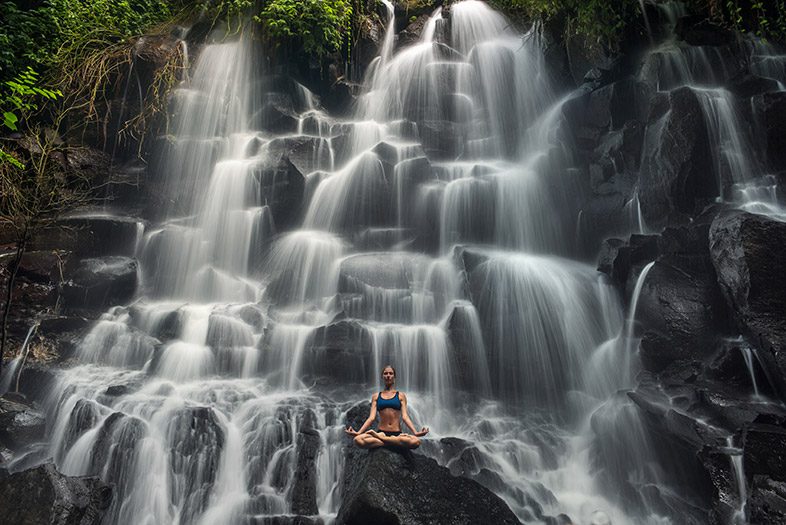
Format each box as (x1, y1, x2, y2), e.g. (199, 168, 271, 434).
(639, 1, 786, 221)
(18, 1, 763, 524)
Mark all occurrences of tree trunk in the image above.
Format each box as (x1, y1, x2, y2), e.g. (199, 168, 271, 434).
(0, 234, 28, 378)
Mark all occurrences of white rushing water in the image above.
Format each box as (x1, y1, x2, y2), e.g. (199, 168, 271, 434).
(21, 1, 786, 524)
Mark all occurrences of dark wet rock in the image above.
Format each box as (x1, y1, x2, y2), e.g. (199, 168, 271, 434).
(703, 337, 776, 396)
(597, 238, 626, 276)
(256, 76, 314, 114)
(749, 476, 786, 524)
(61, 399, 103, 458)
(15, 250, 70, 284)
(354, 228, 414, 250)
(639, 87, 715, 228)
(752, 92, 786, 178)
(596, 234, 659, 286)
(564, 33, 615, 86)
(675, 17, 735, 46)
(637, 257, 724, 371)
(397, 13, 430, 49)
(727, 73, 780, 99)
(339, 253, 413, 290)
(371, 141, 404, 166)
(344, 401, 371, 433)
(321, 79, 355, 117)
(32, 215, 143, 258)
(23, 315, 94, 362)
(588, 120, 645, 193)
(253, 96, 300, 134)
(89, 411, 147, 489)
(306, 321, 370, 382)
(709, 211, 786, 389)
(336, 447, 521, 525)
(418, 120, 465, 160)
(103, 384, 132, 397)
(290, 409, 320, 515)
(0, 397, 46, 451)
(128, 305, 182, 341)
(700, 444, 745, 523)
(744, 423, 786, 481)
(245, 516, 324, 525)
(656, 210, 719, 269)
(265, 136, 333, 176)
(446, 443, 484, 477)
(62, 256, 138, 311)
(0, 463, 112, 525)
(445, 302, 490, 392)
(564, 78, 647, 148)
(206, 313, 255, 349)
(167, 406, 225, 520)
(14, 361, 57, 403)
(252, 155, 306, 230)
(392, 0, 438, 22)
(391, 156, 435, 227)
(245, 406, 294, 490)
(453, 245, 490, 275)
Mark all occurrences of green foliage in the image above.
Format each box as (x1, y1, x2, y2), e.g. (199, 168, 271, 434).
(2, 68, 62, 132)
(1, 67, 62, 169)
(0, 0, 177, 85)
(257, 0, 353, 57)
(489, 0, 639, 51)
(708, 0, 786, 40)
(491, 0, 786, 49)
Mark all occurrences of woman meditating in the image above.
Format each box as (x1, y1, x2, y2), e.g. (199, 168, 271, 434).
(345, 365, 429, 449)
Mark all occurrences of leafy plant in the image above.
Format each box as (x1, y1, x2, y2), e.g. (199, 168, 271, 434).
(1, 67, 62, 169)
(257, 0, 353, 57)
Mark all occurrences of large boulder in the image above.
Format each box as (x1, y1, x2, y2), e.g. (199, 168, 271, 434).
(638, 87, 715, 228)
(0, 396, 46, 451)
(418, 120, 466, 161)
(252, 155, 306, 230)
(290, 409, 320, 515)
(752, 92, 786, 178)
(167, 406, 225, 522)
(709, 211, 786, 390)
(62, 256, 138, 311)
(264, 136, 334, 176)
(336, 447, 521, 525)
(305, 320, 370, 382)
(0, 463, 112, 525)
(31, 215, 144, 258)
(637, 256, 724, 371)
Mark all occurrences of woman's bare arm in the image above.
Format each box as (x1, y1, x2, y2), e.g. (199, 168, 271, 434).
(400, 393, 429, 437)
(345, 394, 378, 436)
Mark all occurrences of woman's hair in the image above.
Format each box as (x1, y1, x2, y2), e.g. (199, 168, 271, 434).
(381, 365, 396, 377)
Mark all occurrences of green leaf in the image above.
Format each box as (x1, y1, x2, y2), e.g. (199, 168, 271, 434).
(3, 111, 19, 130)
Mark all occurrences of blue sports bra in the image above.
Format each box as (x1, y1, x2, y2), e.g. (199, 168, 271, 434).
(377, 391, 401, 411)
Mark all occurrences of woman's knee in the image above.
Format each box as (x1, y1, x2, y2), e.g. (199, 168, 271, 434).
(353, 435, 366, 447)
(403, 436, 420, 448)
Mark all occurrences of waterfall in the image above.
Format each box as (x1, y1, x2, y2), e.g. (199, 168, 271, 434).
(639, 2, 786, 221)
(30, 2, 747, 524)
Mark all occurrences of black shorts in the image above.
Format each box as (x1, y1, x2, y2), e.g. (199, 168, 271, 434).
(381, 430, 401, 437)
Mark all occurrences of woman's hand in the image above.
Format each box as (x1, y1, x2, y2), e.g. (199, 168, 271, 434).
(414, 427, 429, 437)
(345, 426, 359, 437)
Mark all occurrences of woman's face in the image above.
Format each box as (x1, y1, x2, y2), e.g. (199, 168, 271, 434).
(382, 367, 395, 386)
